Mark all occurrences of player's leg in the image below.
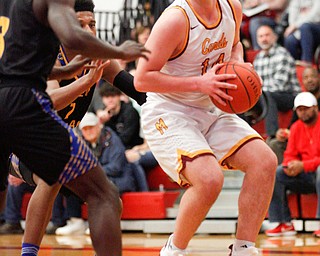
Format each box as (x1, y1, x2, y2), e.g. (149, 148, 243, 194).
(8, 154, 62, 246)
(5, 88, 122, 255)
(64, 165, 122, 256)
(23, 179, 61, 246)
(227, 139, 277, 242)
(171, 154, 224, 250)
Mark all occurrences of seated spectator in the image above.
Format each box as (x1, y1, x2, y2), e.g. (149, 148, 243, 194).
(98, 81, 144, 149)
(284, 0, 320, 67)
(79, 112, 147, 194)
(268, 67, 320, 164)
(125, 139, 159, 173)
(0, 157, 67, 235)
(253, 25, 301, 139)
(55, 112, 148, 235)
(241, 0, 288, 49)
(128, 24, 152, 74)
(265, 92, 320, 237)
(0, 175, 32, 234)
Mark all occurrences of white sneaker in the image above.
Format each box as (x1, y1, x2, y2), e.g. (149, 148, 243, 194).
(55, 218, 86, 235)
(160, 234, 188, 256)
(229, 244, 260, 256)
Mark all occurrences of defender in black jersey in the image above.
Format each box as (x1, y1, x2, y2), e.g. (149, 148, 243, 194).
(0, 0, 149, 255)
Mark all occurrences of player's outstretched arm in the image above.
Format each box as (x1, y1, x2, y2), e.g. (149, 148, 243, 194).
(102, 60, 146, 106)
(47, 60, 110, 111)
(48, 55, 93, 81)
(36, 0, 150, 62)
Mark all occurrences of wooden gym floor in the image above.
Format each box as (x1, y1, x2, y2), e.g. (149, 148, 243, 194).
(0, 232, 320, 256)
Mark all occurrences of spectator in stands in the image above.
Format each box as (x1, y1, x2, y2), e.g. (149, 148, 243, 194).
(254, 25, 301, 139)
(0, 175, 33, 234)
(138, 0, 172, 24)
(265, 92, 320, 237)
(241, 0, 288, 49)
(56, 112, 147, 235)
(268, 67, 320, 164)
(125, 139, 159, 174)
(98, 82, 144, 149)
(80, 112, 141, 194)
(128, 25, 152, 75)
(135, 25, 151, 45)
(284, 0, 320, 67)
(0, 173, 66, 235)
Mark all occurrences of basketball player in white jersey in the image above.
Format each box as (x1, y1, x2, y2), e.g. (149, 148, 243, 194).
(134, 0, 277, 255)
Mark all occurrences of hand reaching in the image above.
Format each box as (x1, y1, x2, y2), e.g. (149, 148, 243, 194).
(86, 59, 110, 85)
(49, 55, 94, 81)
(118, 40, 151, 62)
(63, 55, 93, 79)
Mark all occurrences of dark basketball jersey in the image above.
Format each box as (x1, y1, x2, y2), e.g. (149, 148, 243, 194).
(0, 0, 60, 91)
(57, 47, 96, 128)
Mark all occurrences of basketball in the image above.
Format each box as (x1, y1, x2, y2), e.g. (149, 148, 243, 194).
(211, 62, 262, 114)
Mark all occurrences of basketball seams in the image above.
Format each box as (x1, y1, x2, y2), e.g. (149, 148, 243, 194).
(232, 63, 252, 110)
(237, 63, 261, 84)
(212, 61, 261, 114)
(224, 62, 235, 113)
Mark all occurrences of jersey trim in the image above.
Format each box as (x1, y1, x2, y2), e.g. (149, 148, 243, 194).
(176, 148, 215, 186)
(167, 6, 190, 61)
(186, 0, 222, 29)
(219, 135, 262, 169)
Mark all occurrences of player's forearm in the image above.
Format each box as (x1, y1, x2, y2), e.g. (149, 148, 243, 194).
(48, 76, 95, 111)
(48, 66, 68, 81)
(64, 30, 124, 60)
(134, 69, 199, 93)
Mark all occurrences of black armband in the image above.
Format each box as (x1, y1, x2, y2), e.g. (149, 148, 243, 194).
(113, 70, 147, 106)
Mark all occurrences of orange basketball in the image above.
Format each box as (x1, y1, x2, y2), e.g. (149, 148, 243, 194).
(211, 62, 262, 114)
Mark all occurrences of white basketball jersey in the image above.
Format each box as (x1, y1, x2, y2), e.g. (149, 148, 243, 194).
(146, 0, 238, 109)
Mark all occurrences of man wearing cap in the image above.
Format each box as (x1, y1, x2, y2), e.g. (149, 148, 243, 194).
(267, 66, 320, 164)
(265, 92, 320, 237)
(79, 112, 141, 195)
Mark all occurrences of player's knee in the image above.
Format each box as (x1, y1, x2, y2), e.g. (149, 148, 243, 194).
(198, 170, 224, 198)
(259, 150, 278, 183)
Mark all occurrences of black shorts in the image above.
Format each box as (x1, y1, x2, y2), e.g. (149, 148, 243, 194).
(0, 87, 98, 191)
(9, 153, 36, 186)
(9, 153, 79, 197)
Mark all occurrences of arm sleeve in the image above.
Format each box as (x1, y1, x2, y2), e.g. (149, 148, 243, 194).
(113, 70, 147, 106)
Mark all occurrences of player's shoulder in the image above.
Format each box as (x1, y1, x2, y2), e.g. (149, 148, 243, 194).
(228, 0, 242, 9)
(225, 0, 243, 22)
(155, 5, 189, 31)
(161, 4, 188, 21)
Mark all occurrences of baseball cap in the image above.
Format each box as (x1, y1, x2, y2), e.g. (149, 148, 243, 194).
(293, 92, 318, 110)
(79, 112, 99, 129)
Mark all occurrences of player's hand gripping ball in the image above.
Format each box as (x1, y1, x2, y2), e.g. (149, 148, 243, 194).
(211, 62, 262, 114)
